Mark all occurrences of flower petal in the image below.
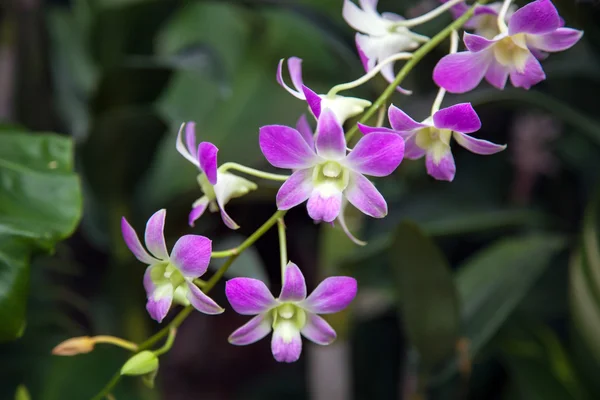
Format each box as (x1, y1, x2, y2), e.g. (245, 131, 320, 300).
(388, 105, 427, 132)
(509, 53, 546, 89)
(198, 142, 218, 185)
(432, 103, 481, 134)
(170, 235, 212, 279)
(342, 0, 388, 35)
(276, 58, 305, 99)
(271, 320, 303, 363)
(225, 277, 277, 315)
(229, 314, 273, 345)
(307, 185, 343, 223)
(463, 32, 497, 52)
(259, 125, 318, 169)
(355, 34, 370, 72)
(485, 58, 510, 89)
(346, 132, 404, 177)
(122, 217, 157, 264)
(425, 146, 456, 181)
(296, 114, 314, 149)
(315, 109, 346, 160)
(278, 262, 307, 302)
(276, 168, 314, 210)
(176, 122, 199, 166)
(301, 313, 337, 345)
(344, 172, 387, 218)
(404, 133, 426, 159)
(188, 197, 209, 227)
(186, 282, 225, 315)
(144, 209, 169, 261)
(146, 282, 173, 323)
(528, 27, 583, 52)
(301, 85, 323, 119)
(302, 276, 357, 314)
(337, 202, 367, 246)
(433, 50, 493, 93)
(356, 123, 395, 136)
(508, 0, 560, 36)
(453, 131, 507, 155)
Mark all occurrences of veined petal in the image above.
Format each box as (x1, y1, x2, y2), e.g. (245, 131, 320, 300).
(185, 122, 197, 158)
(485, 58, 510, 89)
(276, 168, 314, 210)
(433, 50, 493, 93)
(229, 314, 273, 345)
(315, 109, 346, 160)
(121, 217, 157, 265)
(425, 146, 456, 181)
(259, 125, 318, 169)
(176, 122, 199, 166)
(346, 132, 404, 177)
(296, 114, 315, 150)
(186, 282, 225, 315)
(432, 103, 481, 134)
(344, 172, 387, 218)
(145, 209, 169, 261)
(276, 58, 305, 99)
(301, 276, 357, 314)
(271, 320, 303, 363)
(463, 32, 497, 52)
(278, 262, 307, 302)
(509, 53, 546, 89)
(527, 27, 583, 52)
(302, 85, 322, 119)
(301, 313, 337, 345)
(146, 282, 173, 323)
(453, 131, 507, 154)
(508, 0, 560, 36)
(388, 105, 428, 132)
(342, 0, 388, 36)
(356, 123, 396, 136)
(170, 235, 212, 279)
(225, 278, 277, 315)
(198, 142, 218, 185)
(404, 133, 426, 159)
(337, 200, 367, 246)
(188, 197, 209, 227)
(307, 185, 343, 223)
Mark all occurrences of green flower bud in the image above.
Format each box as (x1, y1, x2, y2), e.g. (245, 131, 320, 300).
(120, 351, 159, 376)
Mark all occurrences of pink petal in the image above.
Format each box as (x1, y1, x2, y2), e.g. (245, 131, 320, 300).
(219, 207, 240, 230)
(425, 147, 456, 181)
(276, 168, 314, 210)
(170, 235, 212, 279)
(296, 114, 315, 150)
(271, 322, 303, 363)
(356, 123, 396, 136)
(528, 27, 583, 52)
(355, 34, 370, 72)
(186, 282, 224, 315)
(301, 276, 357, 314)
(404, 134, 426, 159)
(144, 209, 169, 261)
(453, 131, 507, 155)
(433, 50, 493, 93)
(229, 314, 273, 345)
(344, 172, 387, 218)
(259, 125, 318, 169)
(188, 198, 209, 227)
(301, 313, 337, 345)
(345, 132, 404, 177)
(315, 109, 346, 160)
(509, 54, 546, 89)
(276, 58, 305, 99)
(121, 217, 157, 264)
(198, 142, 218, 185)
(463, 32, 496, 52)
(388, 105, 427, 132)
(307, 187, 343, 223)
(185, 122, 197, 158)
(225, 278, 277, 315)
(278, 262, 307, 302)
(146, 284, 173, 323)
(432, 103, 481, 134)
(485, 59, 510, 89)
(302, 85, 322, 119)
(508, 0, 560, 36)
(176, 122, 199, 166)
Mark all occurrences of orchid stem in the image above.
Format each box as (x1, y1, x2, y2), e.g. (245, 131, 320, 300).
(277, 217, 287, 283)
(211, 249, 238, 258)
(345, 0, 489, 141)
(219, 162, 290, 182)
(153, 328, 177, 357)
(497, 0, 512, 33)
(93, 336, 138, 352)
(376, 103, 387, 128)
(431, 30, 459, 114)
(392, 0, 466, 28)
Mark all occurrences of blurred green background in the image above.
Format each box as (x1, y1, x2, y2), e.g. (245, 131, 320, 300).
(1, 0, 600, 399)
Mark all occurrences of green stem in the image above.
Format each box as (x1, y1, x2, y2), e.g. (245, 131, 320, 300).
(345, 0, 488, 141)
(153, 328, 176, 357)
(277, 217, 287, 284)
(211, 249, 238, 258)
(391, 0, 465, 28)
(219, 162, 290, 182)
(93, 336, 138, 352)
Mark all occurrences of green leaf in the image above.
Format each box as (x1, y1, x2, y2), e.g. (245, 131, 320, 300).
(390, 221, 460, 370)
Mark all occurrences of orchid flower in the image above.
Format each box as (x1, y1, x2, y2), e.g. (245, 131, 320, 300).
(225, 261, 357, 363)
(433, 0, 583, 93)
(444, 0, 516, 39)
(360, 104, 505, 181)
(176, 122, 257, 229)
(259, 108, 404, 223)
(121, 209, 224, 322)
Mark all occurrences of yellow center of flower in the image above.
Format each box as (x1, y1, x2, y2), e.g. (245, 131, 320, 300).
(197, 173, 216, 199)
(493, 34, 530, 72)
(415, 127, 452, 164)
(476, 15, 501, 39)
(312, 161, 350, 192)
(272, 303, 307, 331)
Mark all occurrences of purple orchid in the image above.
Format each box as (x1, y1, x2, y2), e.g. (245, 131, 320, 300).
(277, 57, 372, 124)
(433, 0, 583, 93)
(259, 108, 404, 223)
(360, 103, 505, 181)
(121, 209, 224, 323)
(176, 122, 257, 229)
(444, 0, 516, 39)
(225, 261, 357, 363)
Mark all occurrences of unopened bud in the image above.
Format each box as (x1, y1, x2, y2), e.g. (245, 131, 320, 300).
(121, 351, 159, 376)
(52, 336, 95, 356)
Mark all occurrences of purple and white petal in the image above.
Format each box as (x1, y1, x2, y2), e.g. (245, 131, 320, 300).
(528, 27, 583, 52)
(485, 59, 510, 89)
(144, 209, 169, 261)
(259, 125, 318, 169)
(337, 203, 367, 246)
(388, 105, 428, 132)
(307, 186, 343, 223)
(188, 197, 209, 227)
(271, 321, 303, 363)
(186, 282, 225, 315)
(463, 32, 497, 52)
(176, 122, 199, 166)
(404, 134, 426, 159)
(508, 0, 560, 36)
(509, 54, 546, 89)
(355, 35, 370, 72)
(296, 114, 315, 150)
(432, 103, 481, 134)
(433, 50, 493, 93)
(198, 142, 218, 185)
(225, 277, 278, 315)
(185, 122, 197, 157)
(276, 168, 314, 210)
(146, 283, 173, 323)
(315, 109, 346, 160)
(345, 132, 404, 177)
(342, 0, 387, 36)
(344, 172, 387, 218)
(301, 276, 357, 314)
(170, 235, 212, 279)
(121, 217, 157, 265)
(356, 123, 396, 136)
(276, 58, 305, 99)
(302, 85, 323, 119)
(278, 262, 307, 302)
(453, 131, 507, 154)
(229, 314, 273, 345)
(301, 313, 337, 345)
(425, 147, 456, 181)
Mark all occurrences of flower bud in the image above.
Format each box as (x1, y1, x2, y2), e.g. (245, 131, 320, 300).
(52, 336, 95, 356)
(120, 351, 159, 376)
